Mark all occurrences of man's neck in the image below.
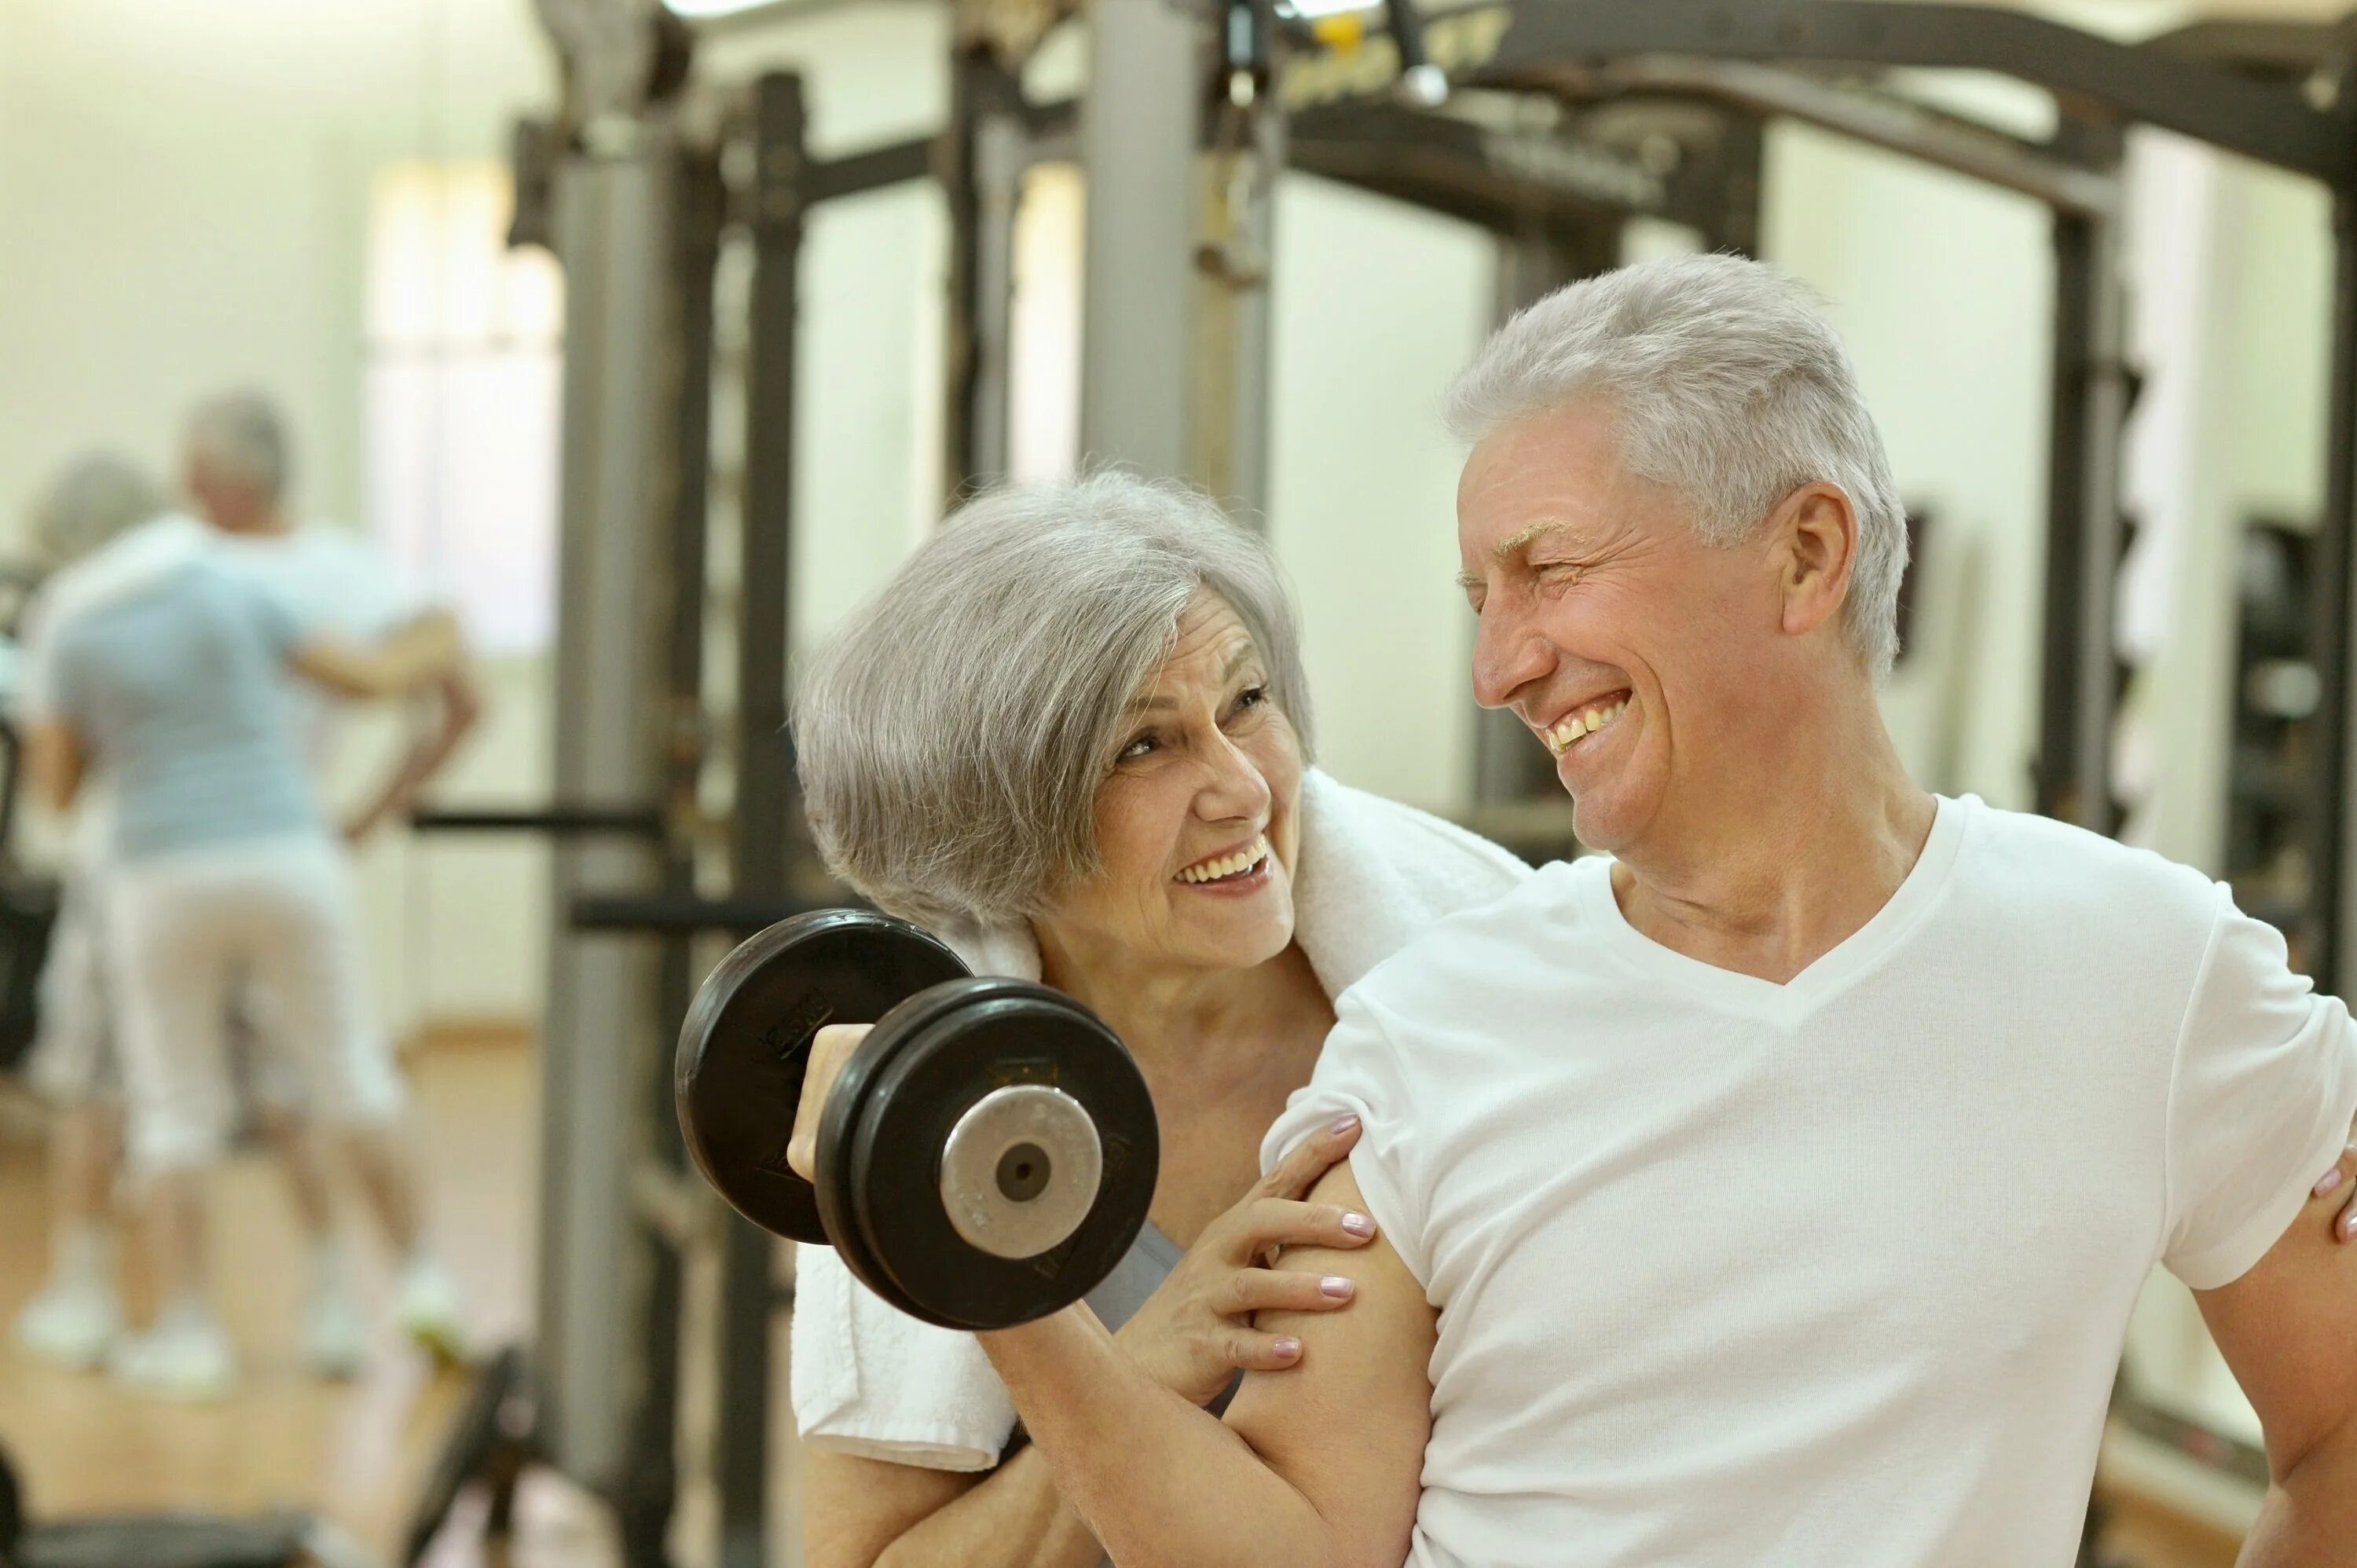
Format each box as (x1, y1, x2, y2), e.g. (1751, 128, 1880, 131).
(211, 504, 293, 537)
(1611, 684, 1937, 985)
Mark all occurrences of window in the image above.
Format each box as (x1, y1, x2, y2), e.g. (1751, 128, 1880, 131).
(363, 160, 563, 654)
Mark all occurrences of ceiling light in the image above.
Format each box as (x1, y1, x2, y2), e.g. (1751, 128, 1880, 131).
(663, 0, 778, 17)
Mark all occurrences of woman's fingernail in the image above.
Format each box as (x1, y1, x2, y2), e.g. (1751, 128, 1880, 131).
(1320, 1276, 1354, 1299)
(1329, 1114, 1360, 1135)
(2343, 1209, 2357, 1242)
(2318, 1167, 2345, 1199)
(1342, 1211, 1375, 1238)
(1274, 1337, 1302, 1358)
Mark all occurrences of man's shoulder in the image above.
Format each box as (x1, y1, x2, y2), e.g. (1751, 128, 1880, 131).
(1953, 796, 2220, 929)
(1339, 855, 1595, 1014)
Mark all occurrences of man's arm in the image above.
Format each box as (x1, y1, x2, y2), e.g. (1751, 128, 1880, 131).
(2195, 1142, 2357, 1566)
(975, 1163, 1432, 1568)
(344, 657, 482, 842)
(24, 720, 84, 812)
(288, 610, 460, 701)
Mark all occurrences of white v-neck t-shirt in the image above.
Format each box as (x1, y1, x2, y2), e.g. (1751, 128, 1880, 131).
(1263, 794, 2357, 1567)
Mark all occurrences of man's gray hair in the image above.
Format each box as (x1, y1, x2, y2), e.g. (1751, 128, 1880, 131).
(794, 472, 1315, 933)
(27, 451, 165, 569)
(185, 388, 291, 500)
(1446, 253, 1908, 680)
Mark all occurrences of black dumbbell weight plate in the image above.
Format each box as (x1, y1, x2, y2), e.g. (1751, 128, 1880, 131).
(676, 910, 970, 1244)
(811, 976, 1010, 1321)
(825, 980, 1159, 1330)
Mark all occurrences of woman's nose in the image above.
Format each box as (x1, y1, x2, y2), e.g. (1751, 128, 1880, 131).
(1197, 732, 1272, 822)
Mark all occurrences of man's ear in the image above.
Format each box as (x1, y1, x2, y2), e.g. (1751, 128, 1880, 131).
(1770, 482, 1859, 641)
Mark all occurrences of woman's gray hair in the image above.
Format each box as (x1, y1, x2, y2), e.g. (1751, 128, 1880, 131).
(1446, 253, 1908, 680)
(27, 451, 166, 569)
(794, 472, 1314, 932)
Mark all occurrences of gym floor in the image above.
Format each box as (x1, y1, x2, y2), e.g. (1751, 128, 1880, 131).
(0, 1032, 565, 1559)
(0, 1030, 2233, 1568)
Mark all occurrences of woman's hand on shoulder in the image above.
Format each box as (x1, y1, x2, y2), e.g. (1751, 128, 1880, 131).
(1113, 1114, 1380, 1407)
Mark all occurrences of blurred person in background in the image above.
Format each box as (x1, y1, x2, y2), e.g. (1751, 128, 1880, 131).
(176, 390, 485, 1372)
(21, 518, 468, 1398)
(182, 390, 482, 844)
(8, 453, 343, 1378)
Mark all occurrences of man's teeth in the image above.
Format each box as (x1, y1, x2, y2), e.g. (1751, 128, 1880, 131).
(1178, 834, 1270, 884)
(1542, 698, 1629, 757)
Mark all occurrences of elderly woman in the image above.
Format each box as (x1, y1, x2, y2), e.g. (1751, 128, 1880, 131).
(783, 472, 1527, 1567)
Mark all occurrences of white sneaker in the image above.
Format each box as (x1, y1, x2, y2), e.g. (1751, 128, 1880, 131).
(299, 1288, 369, 1379)
(396, 1258, 469, 1365)
(110, 1311, 237, 1400)
(13, 1281, 120, 1371)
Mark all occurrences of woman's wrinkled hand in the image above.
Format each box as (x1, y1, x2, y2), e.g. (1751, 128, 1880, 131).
(784, 1023, 875, 1183)
(2314, 1139, 2357, 1245)
(1112, 1113, 1379, 1406)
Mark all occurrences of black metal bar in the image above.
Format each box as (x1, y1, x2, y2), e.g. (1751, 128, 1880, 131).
(1288, 99, 1673, 230)
(409, 806, 665, 837)
(2150, 20, 2344, 79)
(1684, 106, 1764, 255)
(2034, 118, 2128, 833)
(940, 48, 988, 496)
(1468, 0, 2351, 186)
(570, 893, 838, 933)
(805, 139, 934, 205)
(2037, 206, 2094, 823)
(614, 141, 724, 1568)
(2312, 192, 2357, 994)
(711, 70, 806, 1568)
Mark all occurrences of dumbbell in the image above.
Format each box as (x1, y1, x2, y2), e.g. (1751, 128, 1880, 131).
(674, 909, 1160, 1330)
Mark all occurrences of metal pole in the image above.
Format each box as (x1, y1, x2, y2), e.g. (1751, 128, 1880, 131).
(940, 48, 1021, 498)
(2313, 192, 2357, 992)
(1191, 94, 1284, 516)
(1078, 0, 1202, 478)
(537, 137, 686, 1491)
(2035, 121, 2130, 834)
(614, 142, 724, 1568)
(709, 70, 807, 1568)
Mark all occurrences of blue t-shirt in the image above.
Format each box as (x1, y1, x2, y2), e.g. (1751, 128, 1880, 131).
(47, 558, 322, 863)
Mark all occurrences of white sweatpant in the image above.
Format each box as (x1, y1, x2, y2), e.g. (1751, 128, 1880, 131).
(108, 833, 404, 1173)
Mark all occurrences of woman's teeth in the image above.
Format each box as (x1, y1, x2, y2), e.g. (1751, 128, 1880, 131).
(1177, 834, 1270, 885)
(1542, 698, 1628, 757)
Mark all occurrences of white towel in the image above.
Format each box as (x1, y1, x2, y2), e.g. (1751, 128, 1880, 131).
(789, 769, 1530, 1471)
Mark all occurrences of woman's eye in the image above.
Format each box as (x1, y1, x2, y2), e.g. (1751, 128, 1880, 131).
(1235, 685, 1267, 710)
(1119, 734, 1158, 761)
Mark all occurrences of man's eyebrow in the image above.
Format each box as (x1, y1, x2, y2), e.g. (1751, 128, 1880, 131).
(1455, 521, 1571, 591)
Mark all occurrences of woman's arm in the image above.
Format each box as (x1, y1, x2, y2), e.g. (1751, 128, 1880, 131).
(976, 1163, 1433, 1568)
(804, 1445, 1102, 1568)
(24, 720, 85, 812)
(287, 610, 460, 701)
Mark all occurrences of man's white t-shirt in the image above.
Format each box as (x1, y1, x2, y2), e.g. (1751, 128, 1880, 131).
(1263, 794, 2357, 1568)
(214, 526, 433, 771)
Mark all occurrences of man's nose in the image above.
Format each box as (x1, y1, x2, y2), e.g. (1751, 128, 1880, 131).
(1471, 604, 1552, 712)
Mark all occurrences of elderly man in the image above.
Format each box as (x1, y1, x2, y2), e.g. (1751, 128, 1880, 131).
(944, 255, 2357, 1565)
(168, 389, 481, 1372)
